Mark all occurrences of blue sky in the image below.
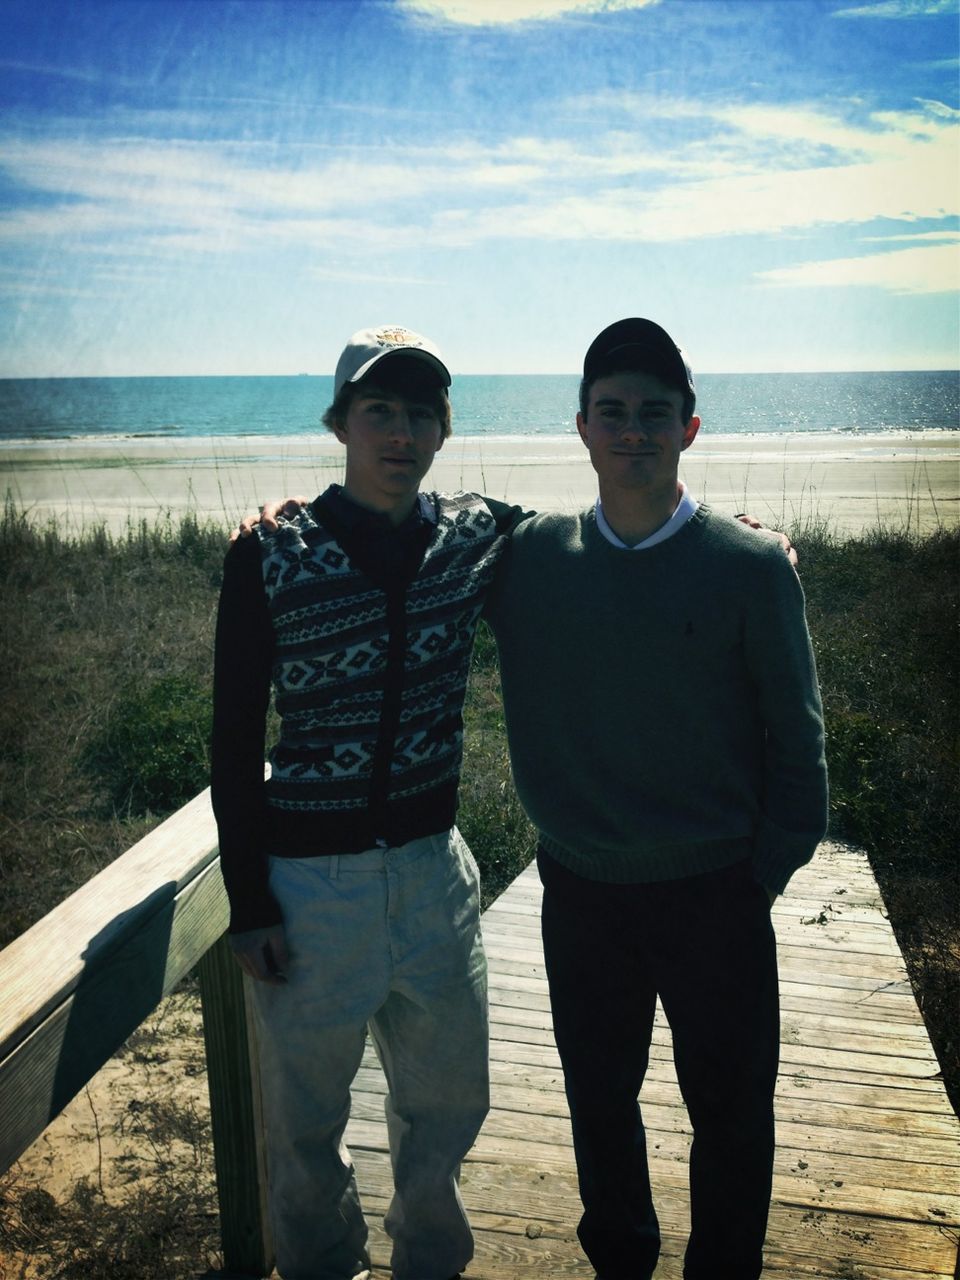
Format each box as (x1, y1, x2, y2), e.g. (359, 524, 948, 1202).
(1, 0, 957, 376)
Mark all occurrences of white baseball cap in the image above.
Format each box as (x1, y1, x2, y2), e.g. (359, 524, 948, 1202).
(333, 325, 451, 397)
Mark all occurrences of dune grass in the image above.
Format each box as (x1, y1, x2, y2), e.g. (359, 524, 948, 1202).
(0, 501, 957, 1276)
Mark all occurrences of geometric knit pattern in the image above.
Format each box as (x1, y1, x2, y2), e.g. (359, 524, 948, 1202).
(257, 491, 509, 813)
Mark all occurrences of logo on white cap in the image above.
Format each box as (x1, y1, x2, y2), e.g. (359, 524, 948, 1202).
(375, 326, 426, 350)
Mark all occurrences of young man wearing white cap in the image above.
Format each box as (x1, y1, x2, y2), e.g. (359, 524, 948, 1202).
(483, 319, 828, 1280)
(211, 326, 528, 1280)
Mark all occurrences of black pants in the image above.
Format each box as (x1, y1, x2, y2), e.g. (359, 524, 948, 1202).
(538, 849, 780, 1280)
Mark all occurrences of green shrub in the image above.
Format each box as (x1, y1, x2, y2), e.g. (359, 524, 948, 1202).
(460, 622, 538, 905)
(92, 674, 212, 815)
(824, 708, 903, 847)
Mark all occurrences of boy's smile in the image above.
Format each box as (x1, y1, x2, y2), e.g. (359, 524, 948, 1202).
(576, 370, 700, 497)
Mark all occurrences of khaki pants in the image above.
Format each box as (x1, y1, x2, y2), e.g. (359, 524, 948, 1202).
(251, 828, 489, 1280)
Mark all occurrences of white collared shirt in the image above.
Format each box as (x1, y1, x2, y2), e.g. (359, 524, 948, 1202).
(595, 482, 699, 550)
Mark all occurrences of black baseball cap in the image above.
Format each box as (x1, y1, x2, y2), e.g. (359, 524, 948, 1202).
(582, 318, 695, 404)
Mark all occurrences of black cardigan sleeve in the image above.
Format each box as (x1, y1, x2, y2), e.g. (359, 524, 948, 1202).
(210, 536, 282, 933)
(484, 496, 535, 537)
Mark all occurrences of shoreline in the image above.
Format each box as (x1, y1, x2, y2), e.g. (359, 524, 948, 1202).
(1, 426, 958, 450)
(2, 430, 957, 536)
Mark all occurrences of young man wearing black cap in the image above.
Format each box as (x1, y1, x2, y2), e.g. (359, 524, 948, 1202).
(229, 319, 815, 1280)
(211, 326, 528, 1280)
(484, 319, 828, 1280)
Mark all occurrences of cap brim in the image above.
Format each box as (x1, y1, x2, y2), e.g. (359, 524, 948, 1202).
(349, 347, 451, 388)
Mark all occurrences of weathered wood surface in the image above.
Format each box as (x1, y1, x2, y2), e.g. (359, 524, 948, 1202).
(0, 787, 227, 1173)
(346, 840, 959, 1279)
(198, 932, 273, 1278)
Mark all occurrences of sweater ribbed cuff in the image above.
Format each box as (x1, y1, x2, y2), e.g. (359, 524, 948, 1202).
(752, 816, 825, 897)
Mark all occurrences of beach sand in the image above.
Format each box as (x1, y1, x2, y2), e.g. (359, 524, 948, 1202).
(1, 430, 958, 535)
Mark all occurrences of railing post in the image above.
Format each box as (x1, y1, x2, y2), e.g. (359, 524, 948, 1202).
(198, 932, 273, 1278)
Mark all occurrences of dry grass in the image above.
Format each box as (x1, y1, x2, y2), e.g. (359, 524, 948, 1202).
(0, 990, 221, 1279)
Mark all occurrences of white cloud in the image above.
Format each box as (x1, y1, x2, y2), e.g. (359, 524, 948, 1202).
(578, 91, 959, 162)
(861, 230, 960, 242)
(419, 102, 959, 245)
(756, 240, 960, 294)
(1, 94, 956, 299)
(834, 0, 960, 15)
(913, 99, 960, 119)
(710, 102, 887, 155)
(308, 265, 435, 285)
(0, 135, 551, 252)
(0, 59, 110, 86)
(832, 0, 956, 17)
(0, 277, 103, 300)
(398, 0, 657, 25)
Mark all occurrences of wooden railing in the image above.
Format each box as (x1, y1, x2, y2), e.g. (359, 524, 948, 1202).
(0, 788, 272, 1277)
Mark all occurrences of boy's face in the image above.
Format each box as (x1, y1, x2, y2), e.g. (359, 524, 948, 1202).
(576, 369, 700, 495)
(334, 382, 445, 513)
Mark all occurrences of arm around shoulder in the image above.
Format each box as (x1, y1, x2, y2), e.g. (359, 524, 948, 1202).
(482, 494, 536, 536)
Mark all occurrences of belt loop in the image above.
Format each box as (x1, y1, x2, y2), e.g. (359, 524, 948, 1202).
(329, 854, 340, 880)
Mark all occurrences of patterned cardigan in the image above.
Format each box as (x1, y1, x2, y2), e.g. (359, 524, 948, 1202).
(211, 486, 525, 933)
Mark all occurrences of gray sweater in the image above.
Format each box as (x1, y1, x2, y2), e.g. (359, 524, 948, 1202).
(485, 504, 828, 896)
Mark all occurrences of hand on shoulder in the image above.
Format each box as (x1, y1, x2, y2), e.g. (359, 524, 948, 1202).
(229, 495, 310, 544)
(734, 513, 798, 569)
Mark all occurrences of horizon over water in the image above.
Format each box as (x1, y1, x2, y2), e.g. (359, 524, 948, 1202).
(0, 371, 957, 443)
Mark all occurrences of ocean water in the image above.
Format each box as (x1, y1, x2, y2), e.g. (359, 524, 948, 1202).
(0, 371, 957, 443)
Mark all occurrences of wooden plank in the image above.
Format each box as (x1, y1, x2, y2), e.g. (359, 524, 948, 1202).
(490, 985, 923, 1032)
(348, 1141, 959, 1241)
(345, 1127, 958, 1276)
(484, 1016, 943, 1083)
(346, 1088, 959, 1171)
(486, 946, 915, 997)
(0, 855, 227, 1171)
(350, 1062, 960, 1146)
(198, 932, 273, 1278)
(0, 787, 221, 1065)
(350, 1150, 957, 1278)
(483, 933, 907, 976)
(0, 785, 278, 1275)
(486, 980, 932, 1042)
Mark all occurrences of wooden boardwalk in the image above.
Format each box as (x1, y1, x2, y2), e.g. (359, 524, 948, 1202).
(347, 840, 959, 1279)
